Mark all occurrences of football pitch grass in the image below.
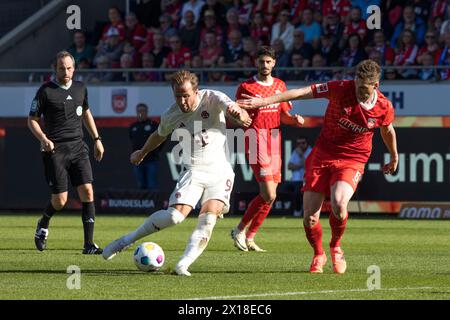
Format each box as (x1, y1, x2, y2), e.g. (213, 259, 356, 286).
(1, 214, 450, 300)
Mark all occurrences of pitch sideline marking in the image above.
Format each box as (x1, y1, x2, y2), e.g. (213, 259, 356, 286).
(188, 286, 450, 300)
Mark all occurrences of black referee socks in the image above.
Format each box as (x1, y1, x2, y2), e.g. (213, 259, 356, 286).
(40, 202, 57, 229)
(82, 202, 96, 247)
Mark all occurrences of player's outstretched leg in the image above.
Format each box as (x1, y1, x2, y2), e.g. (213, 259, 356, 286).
(102, 207, 185, 260)
(174, 213, 218, 276)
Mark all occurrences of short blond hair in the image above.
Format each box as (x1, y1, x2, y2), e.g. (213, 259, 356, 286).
(355, 59, 381, 83)
(171, 70, 199, 90)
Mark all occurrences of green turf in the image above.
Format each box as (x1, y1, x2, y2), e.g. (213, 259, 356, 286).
(0, 214, 449, 300)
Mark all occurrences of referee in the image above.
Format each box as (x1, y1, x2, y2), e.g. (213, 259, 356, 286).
(28, 51, 104, 254)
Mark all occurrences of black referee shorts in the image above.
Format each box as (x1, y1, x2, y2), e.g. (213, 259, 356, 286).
(42, 141, 93, 194)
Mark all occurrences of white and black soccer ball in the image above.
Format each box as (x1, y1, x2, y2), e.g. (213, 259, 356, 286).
(133, 242, 165, 272)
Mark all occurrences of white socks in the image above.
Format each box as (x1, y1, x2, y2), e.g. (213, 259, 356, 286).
(176, 213, 217, 270)
(123, 207, 185, 244)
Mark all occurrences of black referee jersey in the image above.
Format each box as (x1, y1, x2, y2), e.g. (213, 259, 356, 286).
(29, 80, 89, 143)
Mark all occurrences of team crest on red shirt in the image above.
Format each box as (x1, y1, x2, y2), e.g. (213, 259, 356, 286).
(201, 111, 209, 119)
(367, 118, 376, 129)
(316, 83, 328, 93)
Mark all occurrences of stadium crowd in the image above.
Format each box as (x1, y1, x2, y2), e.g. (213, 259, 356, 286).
(64, 0, 450, 82)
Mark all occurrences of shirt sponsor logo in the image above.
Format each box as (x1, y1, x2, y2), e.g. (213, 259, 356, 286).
(338, 117, 370, 133)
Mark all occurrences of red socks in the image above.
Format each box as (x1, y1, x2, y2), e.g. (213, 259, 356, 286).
(304, 222, 324, 255)
(246, 203, 272, 240)
(237, 195, 267, 231)
(329, 213, 348, 248)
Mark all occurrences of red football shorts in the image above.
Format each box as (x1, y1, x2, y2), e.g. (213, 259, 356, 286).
(302, 147, 365, 195)
(248, 152, 282, 183)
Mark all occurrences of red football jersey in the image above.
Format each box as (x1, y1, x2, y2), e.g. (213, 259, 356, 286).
(311, 80, 395, 163)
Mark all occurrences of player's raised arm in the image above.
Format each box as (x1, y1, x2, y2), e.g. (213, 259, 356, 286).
(380, 123, 399, 175)
(237, 86, 314, 109)
(130, 130, 167, 165)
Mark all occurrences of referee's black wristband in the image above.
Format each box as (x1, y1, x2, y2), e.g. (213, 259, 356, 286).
(94, 136, 102, 141)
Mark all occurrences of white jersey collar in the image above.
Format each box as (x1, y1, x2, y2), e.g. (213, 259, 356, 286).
(359, 90, 377, 110)
(53, 79, 72, 90)
(253, 75, 274, 87)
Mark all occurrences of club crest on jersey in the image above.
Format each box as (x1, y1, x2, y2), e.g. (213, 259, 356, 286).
(175, 192, 181, 198)
(367, 118, 376, 129)
(201, 111, 210, 119)
(316, 83, 328, 93)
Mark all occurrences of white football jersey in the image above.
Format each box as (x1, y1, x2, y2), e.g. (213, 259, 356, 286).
(158, 89, 234, 171)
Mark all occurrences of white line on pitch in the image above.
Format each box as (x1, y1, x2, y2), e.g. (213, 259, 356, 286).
(188, 286, 450, 300)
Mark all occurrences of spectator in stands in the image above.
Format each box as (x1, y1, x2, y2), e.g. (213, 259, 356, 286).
(72, 58, 92, 83)
(218, 29, 244, 80)
(393, 29, 419, 79)
(439, 5, 450, 39)
(298, 8, 322, 49)
(237, 0, 254, 26)
(305, 53, 332, 81)
(417, 30, 441, 65)
(342, 7, 368, 48)
(225, 7, 250, 38)
(272, 38, 290, 68)
(179, 10, 201, 55)
(437, 31, 450, 80)
(391, 5, 426, 48)
(119, 53, 135, 82)
(68, 30, 95, 66)
(291, 29, 314, 65)
(367, 30, 395, 65)
(284, 52, 307, 81)
(322, 10, 344, 45)
(191, 55, 207, 80)
(94, 27, 125, 69)
(286, 136, 312, 217)
(147, 32, 171, 68)
(161, 0, 182, 28)
(200, 10, 224, 48)
(102, 7, 126, 42)
(339, 33, 368, 68)
(368, 48, 383, 67)
(318, 33, 341, 66)
(418, 53, 437, 80)
(199, 0, 227, 27)
(255, 0, 276, 25)
(200, 31, 222, 67)
(162, 35, 192, 80)
(123, 41, 141, 67)
(159, 13, 178, 45)
(133, 53, 161, 82)
(271, 9, 295, 52)
(322, 0, 352, 22)
(129, 103, 162, 190)
(237, 53, 255, 81)
(249, 11, 271, 46)
(431, 0, 447, 21)
(87, 55, 116, 82)
(125, 12, 147, 50)
(134, 0, 161, 28)
(242, 37, 257, 61)
(180, 0, 205, 26)
(410, 0, 431, 23)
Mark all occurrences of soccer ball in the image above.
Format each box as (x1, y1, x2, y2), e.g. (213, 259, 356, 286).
(133, 242, 165, 272)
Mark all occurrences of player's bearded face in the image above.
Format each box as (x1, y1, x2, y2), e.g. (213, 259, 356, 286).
(173, 82, 198, 113)
(55, 57, 74, 85)
(257, 56, 276, 76)
(355, 78, 378, 103)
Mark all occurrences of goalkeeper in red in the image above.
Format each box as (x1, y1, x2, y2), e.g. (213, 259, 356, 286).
(238, 60, 398, 273)
(230, 46, 304, 252)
